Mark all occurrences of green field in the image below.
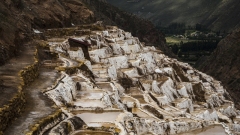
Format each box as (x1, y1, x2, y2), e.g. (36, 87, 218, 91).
(166, 37, 197, 45)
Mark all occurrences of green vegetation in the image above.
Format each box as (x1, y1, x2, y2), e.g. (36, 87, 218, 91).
(166, 37, 195, 45)
(163, 22, 224, 65)
(167, 37, 219, 64)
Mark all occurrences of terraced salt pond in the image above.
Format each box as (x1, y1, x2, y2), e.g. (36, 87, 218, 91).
(74, 99, 106, 108)
(181, 125, 227, 135)
(76, 112, 121, 126)
(41, 26, 240, 134)
(73, 131, 113, 135)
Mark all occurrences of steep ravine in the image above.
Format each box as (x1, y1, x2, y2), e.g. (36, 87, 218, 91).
(23, 24, 240, 135)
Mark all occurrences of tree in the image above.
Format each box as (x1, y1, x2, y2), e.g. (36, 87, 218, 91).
(171, 44, 179, 54)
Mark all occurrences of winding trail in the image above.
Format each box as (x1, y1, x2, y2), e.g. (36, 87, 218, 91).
(0, 45, 35, 107)
(4, 68, 60, 135)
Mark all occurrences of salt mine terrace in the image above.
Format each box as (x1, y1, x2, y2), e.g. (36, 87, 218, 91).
(40, 25, 233, 135)
(0, 24, 236, 135)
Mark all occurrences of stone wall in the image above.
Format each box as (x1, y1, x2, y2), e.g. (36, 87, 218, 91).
(0, 90, 25, 135)
(26, 110, 66, 135)
(0, 49, 40, 133)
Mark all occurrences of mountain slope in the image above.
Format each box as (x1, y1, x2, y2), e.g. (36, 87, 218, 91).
(82, 0, 174, 57)
(106, 0, 240, 32)
(196, 29, 240, 108)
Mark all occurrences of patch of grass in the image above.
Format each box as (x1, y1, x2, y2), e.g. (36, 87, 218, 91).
(166, 36, 198, 45)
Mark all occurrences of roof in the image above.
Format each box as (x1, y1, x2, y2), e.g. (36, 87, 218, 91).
(68, 38, 91, 47)
(69, 47, 80, 51)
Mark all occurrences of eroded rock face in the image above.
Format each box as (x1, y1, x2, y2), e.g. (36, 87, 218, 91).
(44, 25, 240, 135)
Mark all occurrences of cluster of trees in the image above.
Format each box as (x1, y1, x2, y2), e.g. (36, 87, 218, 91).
(170, 40, 219, 59)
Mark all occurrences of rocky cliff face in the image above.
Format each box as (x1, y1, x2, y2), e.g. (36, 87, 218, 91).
(196, 29, 240, 109)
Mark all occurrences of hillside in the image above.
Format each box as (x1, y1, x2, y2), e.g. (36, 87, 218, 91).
(106, 0, 240, 32)
(0, 0, 173, 66)
(0, 0, 94, 65)
(196, 29, 240, 109)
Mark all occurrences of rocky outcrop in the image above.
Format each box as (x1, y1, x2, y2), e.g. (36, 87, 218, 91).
(196, 28, 240, 109)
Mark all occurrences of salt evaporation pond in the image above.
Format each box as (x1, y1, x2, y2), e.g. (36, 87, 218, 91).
(73, 131, 113, 135)
(181, 125, 227, 135)
(74, 99, 106, 108)
(76, 112, 121, 124)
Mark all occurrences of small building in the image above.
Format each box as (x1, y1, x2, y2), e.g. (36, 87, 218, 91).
(68, 38, 91, 60)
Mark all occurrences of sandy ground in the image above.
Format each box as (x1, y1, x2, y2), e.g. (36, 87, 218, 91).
(4, 68, 60, 135)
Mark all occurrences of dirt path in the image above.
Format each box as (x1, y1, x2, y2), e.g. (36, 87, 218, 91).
(0, 44, 35, 107)
(4, 68, 60, 135)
